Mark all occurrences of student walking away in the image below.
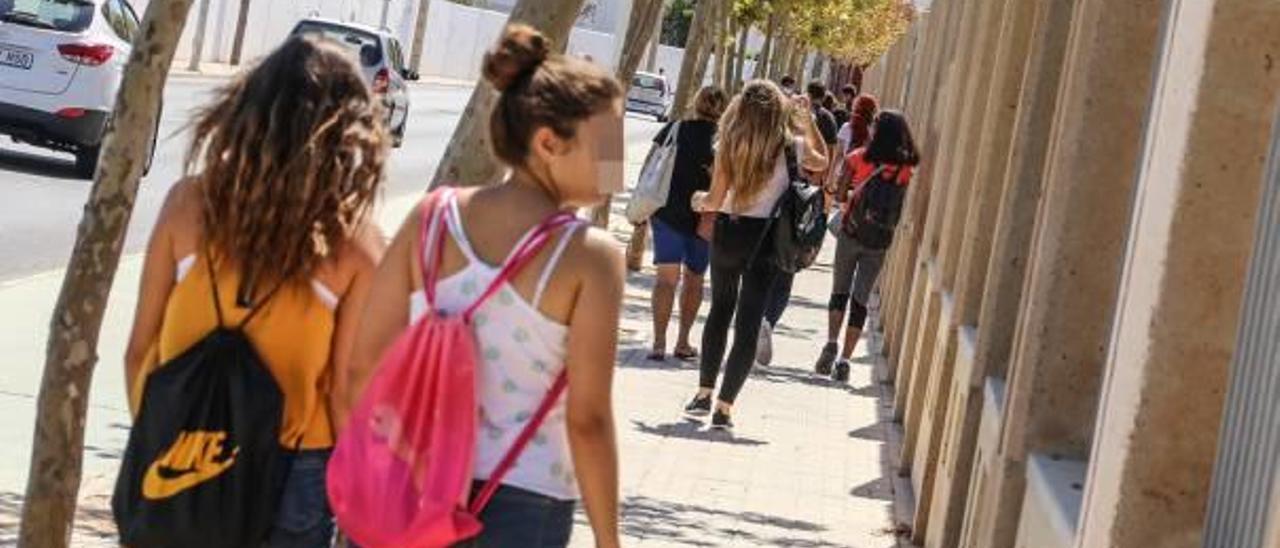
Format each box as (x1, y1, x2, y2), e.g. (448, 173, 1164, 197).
(830, 94, 880, 192)
(827, 92, 849, 131)
(116, 35, 387, 548)
(647, 86, 729, 362)
(816, 110, 920, 382)
(686, 80, 827, 430)
(757, 93, 831, 366)
(340, 25, 625, 548)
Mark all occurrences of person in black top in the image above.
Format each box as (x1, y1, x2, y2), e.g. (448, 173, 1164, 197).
(647, 86, 728, 361)
(755, 82, 841, 365)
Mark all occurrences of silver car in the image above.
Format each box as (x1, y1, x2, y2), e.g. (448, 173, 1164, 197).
(290, 18, 416, 147)
(626, 71, 669, 122)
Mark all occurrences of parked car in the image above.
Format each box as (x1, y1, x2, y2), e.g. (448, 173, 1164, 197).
(290, 17, 416, 147)
(0, 0, 156, 178)
(625, 71, 669, 122)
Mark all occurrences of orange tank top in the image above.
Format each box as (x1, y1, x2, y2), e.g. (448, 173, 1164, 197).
(132, 254, 337, 449)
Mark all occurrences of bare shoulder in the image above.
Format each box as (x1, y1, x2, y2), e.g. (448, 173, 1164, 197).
(560, 224, 625, 286)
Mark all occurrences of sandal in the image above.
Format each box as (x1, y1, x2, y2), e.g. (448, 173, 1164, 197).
(646, 350, 666, 361)
(673, 347, 699, 361)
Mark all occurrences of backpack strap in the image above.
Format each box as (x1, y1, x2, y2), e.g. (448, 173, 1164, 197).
(468, 370, 569, 514)
(783, 140, 802, 185)
(419, 188, 455, 311)
(202, 244, 297, 331)
(462, 213, 581, 322)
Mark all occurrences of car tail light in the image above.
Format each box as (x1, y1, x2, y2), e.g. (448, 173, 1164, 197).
(56, 108, 87, 119)
(58, 43, 114, 66)
(373, 68, 390, 94)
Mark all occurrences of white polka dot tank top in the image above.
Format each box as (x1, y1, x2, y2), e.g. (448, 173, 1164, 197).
(409, 194, 584, 501)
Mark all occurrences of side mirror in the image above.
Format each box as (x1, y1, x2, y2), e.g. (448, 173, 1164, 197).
(358, 43, 382, 67)
(401, 68, 420, 81)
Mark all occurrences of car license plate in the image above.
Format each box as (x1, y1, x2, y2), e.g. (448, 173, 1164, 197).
(0, 47, 34, 70)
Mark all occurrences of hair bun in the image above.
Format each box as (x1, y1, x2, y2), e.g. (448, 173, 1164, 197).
(483, 24, 550, 91)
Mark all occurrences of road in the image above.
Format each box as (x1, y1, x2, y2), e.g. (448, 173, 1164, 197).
(0, 77, 663, 282)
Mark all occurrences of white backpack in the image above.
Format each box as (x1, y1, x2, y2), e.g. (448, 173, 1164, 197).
(625, 122, 681, 224)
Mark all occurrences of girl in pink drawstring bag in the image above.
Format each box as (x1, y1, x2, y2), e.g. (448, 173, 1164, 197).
(330, 24, 626, 548)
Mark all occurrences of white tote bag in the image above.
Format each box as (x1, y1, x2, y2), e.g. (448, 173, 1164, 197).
(625, 122, 681, 224)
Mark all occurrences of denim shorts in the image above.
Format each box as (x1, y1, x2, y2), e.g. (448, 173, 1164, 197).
(267, 449, 335, 548)
(455, 482, 576, 548)
(651, 217, 710, 276)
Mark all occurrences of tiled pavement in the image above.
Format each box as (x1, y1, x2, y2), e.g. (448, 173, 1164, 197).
(569, 217, 915, 548)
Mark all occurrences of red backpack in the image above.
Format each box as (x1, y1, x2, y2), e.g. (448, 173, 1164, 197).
(327, 189, 578, 547)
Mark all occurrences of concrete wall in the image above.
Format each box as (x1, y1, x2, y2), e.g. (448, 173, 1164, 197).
(863, 0, 1280, 545)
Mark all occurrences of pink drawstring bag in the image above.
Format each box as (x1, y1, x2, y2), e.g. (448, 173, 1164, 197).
(327, 189, 577, 548)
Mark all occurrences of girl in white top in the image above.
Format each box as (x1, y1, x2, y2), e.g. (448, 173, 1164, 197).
(347, 25, 625, 548)
(686, 80, 827, 430)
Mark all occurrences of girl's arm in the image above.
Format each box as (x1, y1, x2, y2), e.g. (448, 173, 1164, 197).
(123, 182, 183, 415)
(327, 222, 386, 432)
(697, 156, 730, 212)
(343, 209, 418, 424)
(798, 111, 829, 174)
(564, 230, 625, 548)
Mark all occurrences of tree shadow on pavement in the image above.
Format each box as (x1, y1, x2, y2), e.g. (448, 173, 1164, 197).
(575, 494, 846, 547)
(631, 418, 769, 447)
(0, 490, 118, 544)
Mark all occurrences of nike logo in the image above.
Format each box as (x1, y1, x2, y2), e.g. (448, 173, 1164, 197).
(141, 430, 239, 500)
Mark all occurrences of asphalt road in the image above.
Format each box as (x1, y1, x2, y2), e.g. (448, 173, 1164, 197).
(0, 77, 663, 282)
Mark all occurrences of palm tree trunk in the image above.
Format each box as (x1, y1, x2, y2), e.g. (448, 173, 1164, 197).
(229, 0, 252, 65)
(428, 0, 589, 189)
(409, 0, 432, 72)
(644, 0, 665, 73)
(17, 0, 194, 545)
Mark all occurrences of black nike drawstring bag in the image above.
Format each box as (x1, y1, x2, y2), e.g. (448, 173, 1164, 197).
(113, 255, 296, 547)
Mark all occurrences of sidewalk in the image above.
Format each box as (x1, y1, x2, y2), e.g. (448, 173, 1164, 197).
(0, 148, 913, 546)
(566, 206, 916, 547)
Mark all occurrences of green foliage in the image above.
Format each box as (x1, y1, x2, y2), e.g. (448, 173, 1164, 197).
(732, 0, 912, 65)
(661, 0, 696, 46)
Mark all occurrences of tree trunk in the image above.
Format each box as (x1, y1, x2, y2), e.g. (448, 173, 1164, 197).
(752, 12, 775, 81)
(186, 0, 212, 71)
(731, 22, 748, 93)
(409, 0, 432, 72)
(17, 0, 194, 545)
(788, 45, 806, 83)
(643, 0, 665, 73)
(709, 0, 725, 88)
(770, 33, 790, 81)
(428, 0, 588, 190)
(229, 0, 251, 65)
(668, 0, 714, 121)
(808, 51, 823, 82)
(590, 0, 666, 228)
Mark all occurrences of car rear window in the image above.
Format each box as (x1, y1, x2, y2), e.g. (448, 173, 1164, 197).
(633, 75, 663, 90)
(0, 0, 95, 33)
(292, 21, 382, 63)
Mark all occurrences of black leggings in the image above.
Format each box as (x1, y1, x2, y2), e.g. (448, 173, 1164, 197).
(699, 214, 779, 404)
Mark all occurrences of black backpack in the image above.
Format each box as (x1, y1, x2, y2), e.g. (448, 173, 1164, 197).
(113, 258, 293, 547)
(847, 165, 907, 250)
(762, 146, 828, 274)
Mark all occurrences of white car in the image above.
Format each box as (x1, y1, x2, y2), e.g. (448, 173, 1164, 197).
(290, 18, 415, 147)
(0, 0, 149, 178)
(625, 71, 669, 122)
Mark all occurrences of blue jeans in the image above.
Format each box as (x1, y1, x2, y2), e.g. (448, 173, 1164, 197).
(456, 482, 576, 548)
(346, 482, 575, 548)
(267, 449, 335, 548)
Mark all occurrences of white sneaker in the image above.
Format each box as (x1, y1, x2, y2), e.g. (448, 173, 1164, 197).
(756, 323, 774, 365)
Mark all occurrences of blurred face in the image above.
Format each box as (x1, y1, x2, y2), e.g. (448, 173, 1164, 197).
(533, 100, 624, 208)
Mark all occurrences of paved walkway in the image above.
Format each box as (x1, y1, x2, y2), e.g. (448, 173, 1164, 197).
(566, 210, 914, 547)
(0, 146, 913, 547)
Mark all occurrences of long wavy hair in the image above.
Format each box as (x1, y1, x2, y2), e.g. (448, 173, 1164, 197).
(714, 80, 791, 211)
(185, 34, 387, 294)
(864, 109, 920, 166)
